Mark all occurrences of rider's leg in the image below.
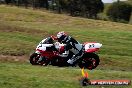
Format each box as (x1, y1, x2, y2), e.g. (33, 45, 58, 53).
(67, 50, 83, 64)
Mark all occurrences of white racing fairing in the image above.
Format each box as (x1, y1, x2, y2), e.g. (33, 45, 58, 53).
(36, 42, 102, 53)
(84, 42, 102, 52)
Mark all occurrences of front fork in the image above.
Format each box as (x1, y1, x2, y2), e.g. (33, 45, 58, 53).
(35, 51, 42, 63)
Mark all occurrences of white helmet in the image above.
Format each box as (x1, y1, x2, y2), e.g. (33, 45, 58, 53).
(57, 31, 67, 42)
(57, 31, 67, 38)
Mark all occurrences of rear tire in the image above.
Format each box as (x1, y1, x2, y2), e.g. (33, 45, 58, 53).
(78, 53, 100, 70)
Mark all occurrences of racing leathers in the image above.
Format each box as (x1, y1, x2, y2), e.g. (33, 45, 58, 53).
(59, 36, 84, 65)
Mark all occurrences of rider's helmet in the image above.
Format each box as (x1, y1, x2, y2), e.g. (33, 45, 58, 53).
(56, 31, 67, 42)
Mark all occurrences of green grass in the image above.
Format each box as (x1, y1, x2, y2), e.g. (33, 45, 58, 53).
(0, 62, 131, 88)
(0, 5, 132, 88)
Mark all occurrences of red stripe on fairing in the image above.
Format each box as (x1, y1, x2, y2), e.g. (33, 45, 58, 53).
(36, 49, 45, 52)
(36, 49, 55, 59)
(85, 48, 99, 53)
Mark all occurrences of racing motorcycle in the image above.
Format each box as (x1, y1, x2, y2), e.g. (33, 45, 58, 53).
(29, 42, 102, 70)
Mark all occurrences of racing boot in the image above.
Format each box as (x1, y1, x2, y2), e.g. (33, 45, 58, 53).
(67, 52, 84, 65)
(67, 55, 76, 65)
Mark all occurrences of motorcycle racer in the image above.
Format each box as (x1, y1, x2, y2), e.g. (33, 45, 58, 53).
(56, 31, 84, 65)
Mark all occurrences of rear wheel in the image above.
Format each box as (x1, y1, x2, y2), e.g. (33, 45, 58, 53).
(78, 53, 100, 70)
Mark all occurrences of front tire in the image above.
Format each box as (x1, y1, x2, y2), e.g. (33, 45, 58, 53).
(78, 53, 100, 70)
(29, 53, 40, 65)
(29, 53, 50, 66)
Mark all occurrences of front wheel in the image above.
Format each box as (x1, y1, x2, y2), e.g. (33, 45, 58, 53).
(29, 53, 50, 66)
(29, 53, 40, 65)
(78, 53, 100, 70)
